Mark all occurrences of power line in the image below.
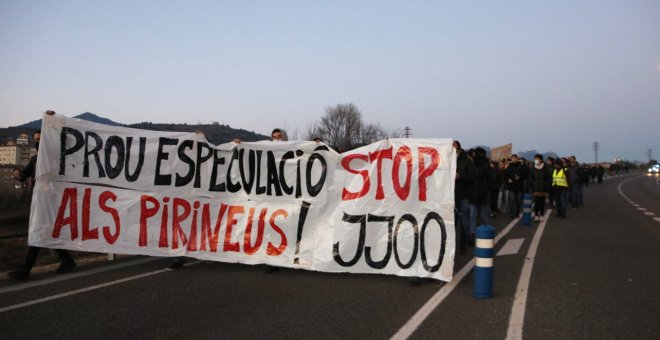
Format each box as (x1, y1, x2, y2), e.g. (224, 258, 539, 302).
(403, 126, 412, 138)
(648, 148, 653, 162)
(593, 141, 599, 163)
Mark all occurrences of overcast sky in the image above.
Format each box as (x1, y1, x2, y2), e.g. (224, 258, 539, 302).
(1, 0, 659, 162)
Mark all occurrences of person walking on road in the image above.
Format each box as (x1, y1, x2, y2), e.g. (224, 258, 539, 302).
(8, 112, 77, 281)
(453, 141, 475, 252)
(469, 147, 493, 231)
(552, 159, 569, 219)
(530, 154, 552, 222)
(504, 154, 524, 218)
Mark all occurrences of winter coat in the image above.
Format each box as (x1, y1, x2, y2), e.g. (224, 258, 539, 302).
(530, 164, 552, 194)
(455, 150, 475, 202)
(470, 156, 493, 204)
(504, 162, 524, 192)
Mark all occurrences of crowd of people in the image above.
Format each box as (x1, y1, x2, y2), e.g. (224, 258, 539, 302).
(453, 140, 607, 253)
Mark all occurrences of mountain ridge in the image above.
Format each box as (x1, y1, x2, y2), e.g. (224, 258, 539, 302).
(1, 112, 269, 145)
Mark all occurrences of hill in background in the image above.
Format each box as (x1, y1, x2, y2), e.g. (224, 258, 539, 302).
(0, 112, 268, 145)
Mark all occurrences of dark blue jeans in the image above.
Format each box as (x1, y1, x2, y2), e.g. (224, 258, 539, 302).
(555, 189, 568, 217)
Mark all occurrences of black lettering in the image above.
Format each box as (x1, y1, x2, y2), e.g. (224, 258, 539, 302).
(226, 149, 241, 193)
(266, 151, 282, 196)
(84, 132, 105, 178)
(194, 142, 213, 188)
(420, 212, 445, 272)
(255, 150, 266, 195)
(155, 137, 178, 185)
(238, 149, 256, 194)
(125, 137, 145, 182)
(104, 135, 125, 179)
(305, 152, 327, 197)
(59, 127, 84, 175)
(209, 149, 226, 191)
(364, 214, 394, 269)
(279, 151, 294, 195)
(175, 140, 195, 186)
(333, 213, 366, 267)
(393, 214, 418, 269)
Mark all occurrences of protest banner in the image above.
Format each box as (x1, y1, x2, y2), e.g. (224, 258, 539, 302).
(490, 143, 512, 161)
(29, 114, 456, 281)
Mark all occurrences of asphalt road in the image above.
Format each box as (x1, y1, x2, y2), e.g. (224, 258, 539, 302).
(2, 174, 659, 339)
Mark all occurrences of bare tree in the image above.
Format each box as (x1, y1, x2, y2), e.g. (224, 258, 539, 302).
(317, 103, 363, 151)
(358, 123, 388, 146)
(303, 121, 323, 141)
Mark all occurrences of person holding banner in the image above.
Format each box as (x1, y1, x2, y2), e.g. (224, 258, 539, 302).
(453, 141, 475, 252)
(8, 115, 77, 281)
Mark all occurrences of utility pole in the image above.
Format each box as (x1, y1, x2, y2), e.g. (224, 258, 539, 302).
(593, 141, 599, 163)
(648, 148, 653, 163)
(403, 126, 412, 138)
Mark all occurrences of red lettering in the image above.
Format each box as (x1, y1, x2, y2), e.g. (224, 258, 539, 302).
(81, 188, 98, 240)
(99, 191, 120, 244)
(158, 197, 170, 248)
(418, 147, 439, 201)
(392, 146, 413, 200)
(267, 209, 288, 256)
(172, 198, 190, 249)
(187, 201, 200, 251)
(341, 154, 370, 200)
(223, 205, 244, 252)
(53, 187, 79, 240)
(369, 147, 393, 200)
(139, 195, 160, 247)
(244, 208, 267, 255)
(201, 203, 228, 252)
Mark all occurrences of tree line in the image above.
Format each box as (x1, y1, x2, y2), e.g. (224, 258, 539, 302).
(304, 103, 399, 152)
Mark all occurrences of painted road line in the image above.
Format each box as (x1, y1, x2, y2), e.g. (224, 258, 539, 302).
(637, 207, 647, 211)
(644, 212, 655, 216)
(0, 260, 202, 312)
(654, 217, 660, 222)
(497, 239, 525, 256)
(391, 217, 521, 340)
(0, 257, 160, 295)
(505, 209, 552, 340)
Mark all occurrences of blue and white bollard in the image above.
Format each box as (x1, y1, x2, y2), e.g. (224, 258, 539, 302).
(522, 193, 533, 226)
(473, 225, 495, 299)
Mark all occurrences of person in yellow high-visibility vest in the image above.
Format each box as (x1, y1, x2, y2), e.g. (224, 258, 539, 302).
(552, 159, 569, 218)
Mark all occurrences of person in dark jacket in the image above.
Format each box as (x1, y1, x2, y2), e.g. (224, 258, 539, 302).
(529, 154, 552, 222)
(469, 147, 493, 232)
(453, 141, 475, 251)
(490, 161, 504, 218)
(9, 121, 77, 281)
(504, 154, 524, 218)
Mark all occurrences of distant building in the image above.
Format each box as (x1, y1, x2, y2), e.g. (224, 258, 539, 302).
(0, 134, 37, 166)
(16, 133, 30, 145)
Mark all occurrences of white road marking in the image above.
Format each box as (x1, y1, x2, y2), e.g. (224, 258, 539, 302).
(617, 177, 658, 222)
(497, 239, 525, 256)
(1, 257, 159, 295)
(505, 210, 552, 340)
(0, 260, 201, 312)
(390, 217, 521, 340)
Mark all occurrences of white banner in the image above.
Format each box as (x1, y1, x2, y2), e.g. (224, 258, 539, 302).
(30, 114, 456, 281)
